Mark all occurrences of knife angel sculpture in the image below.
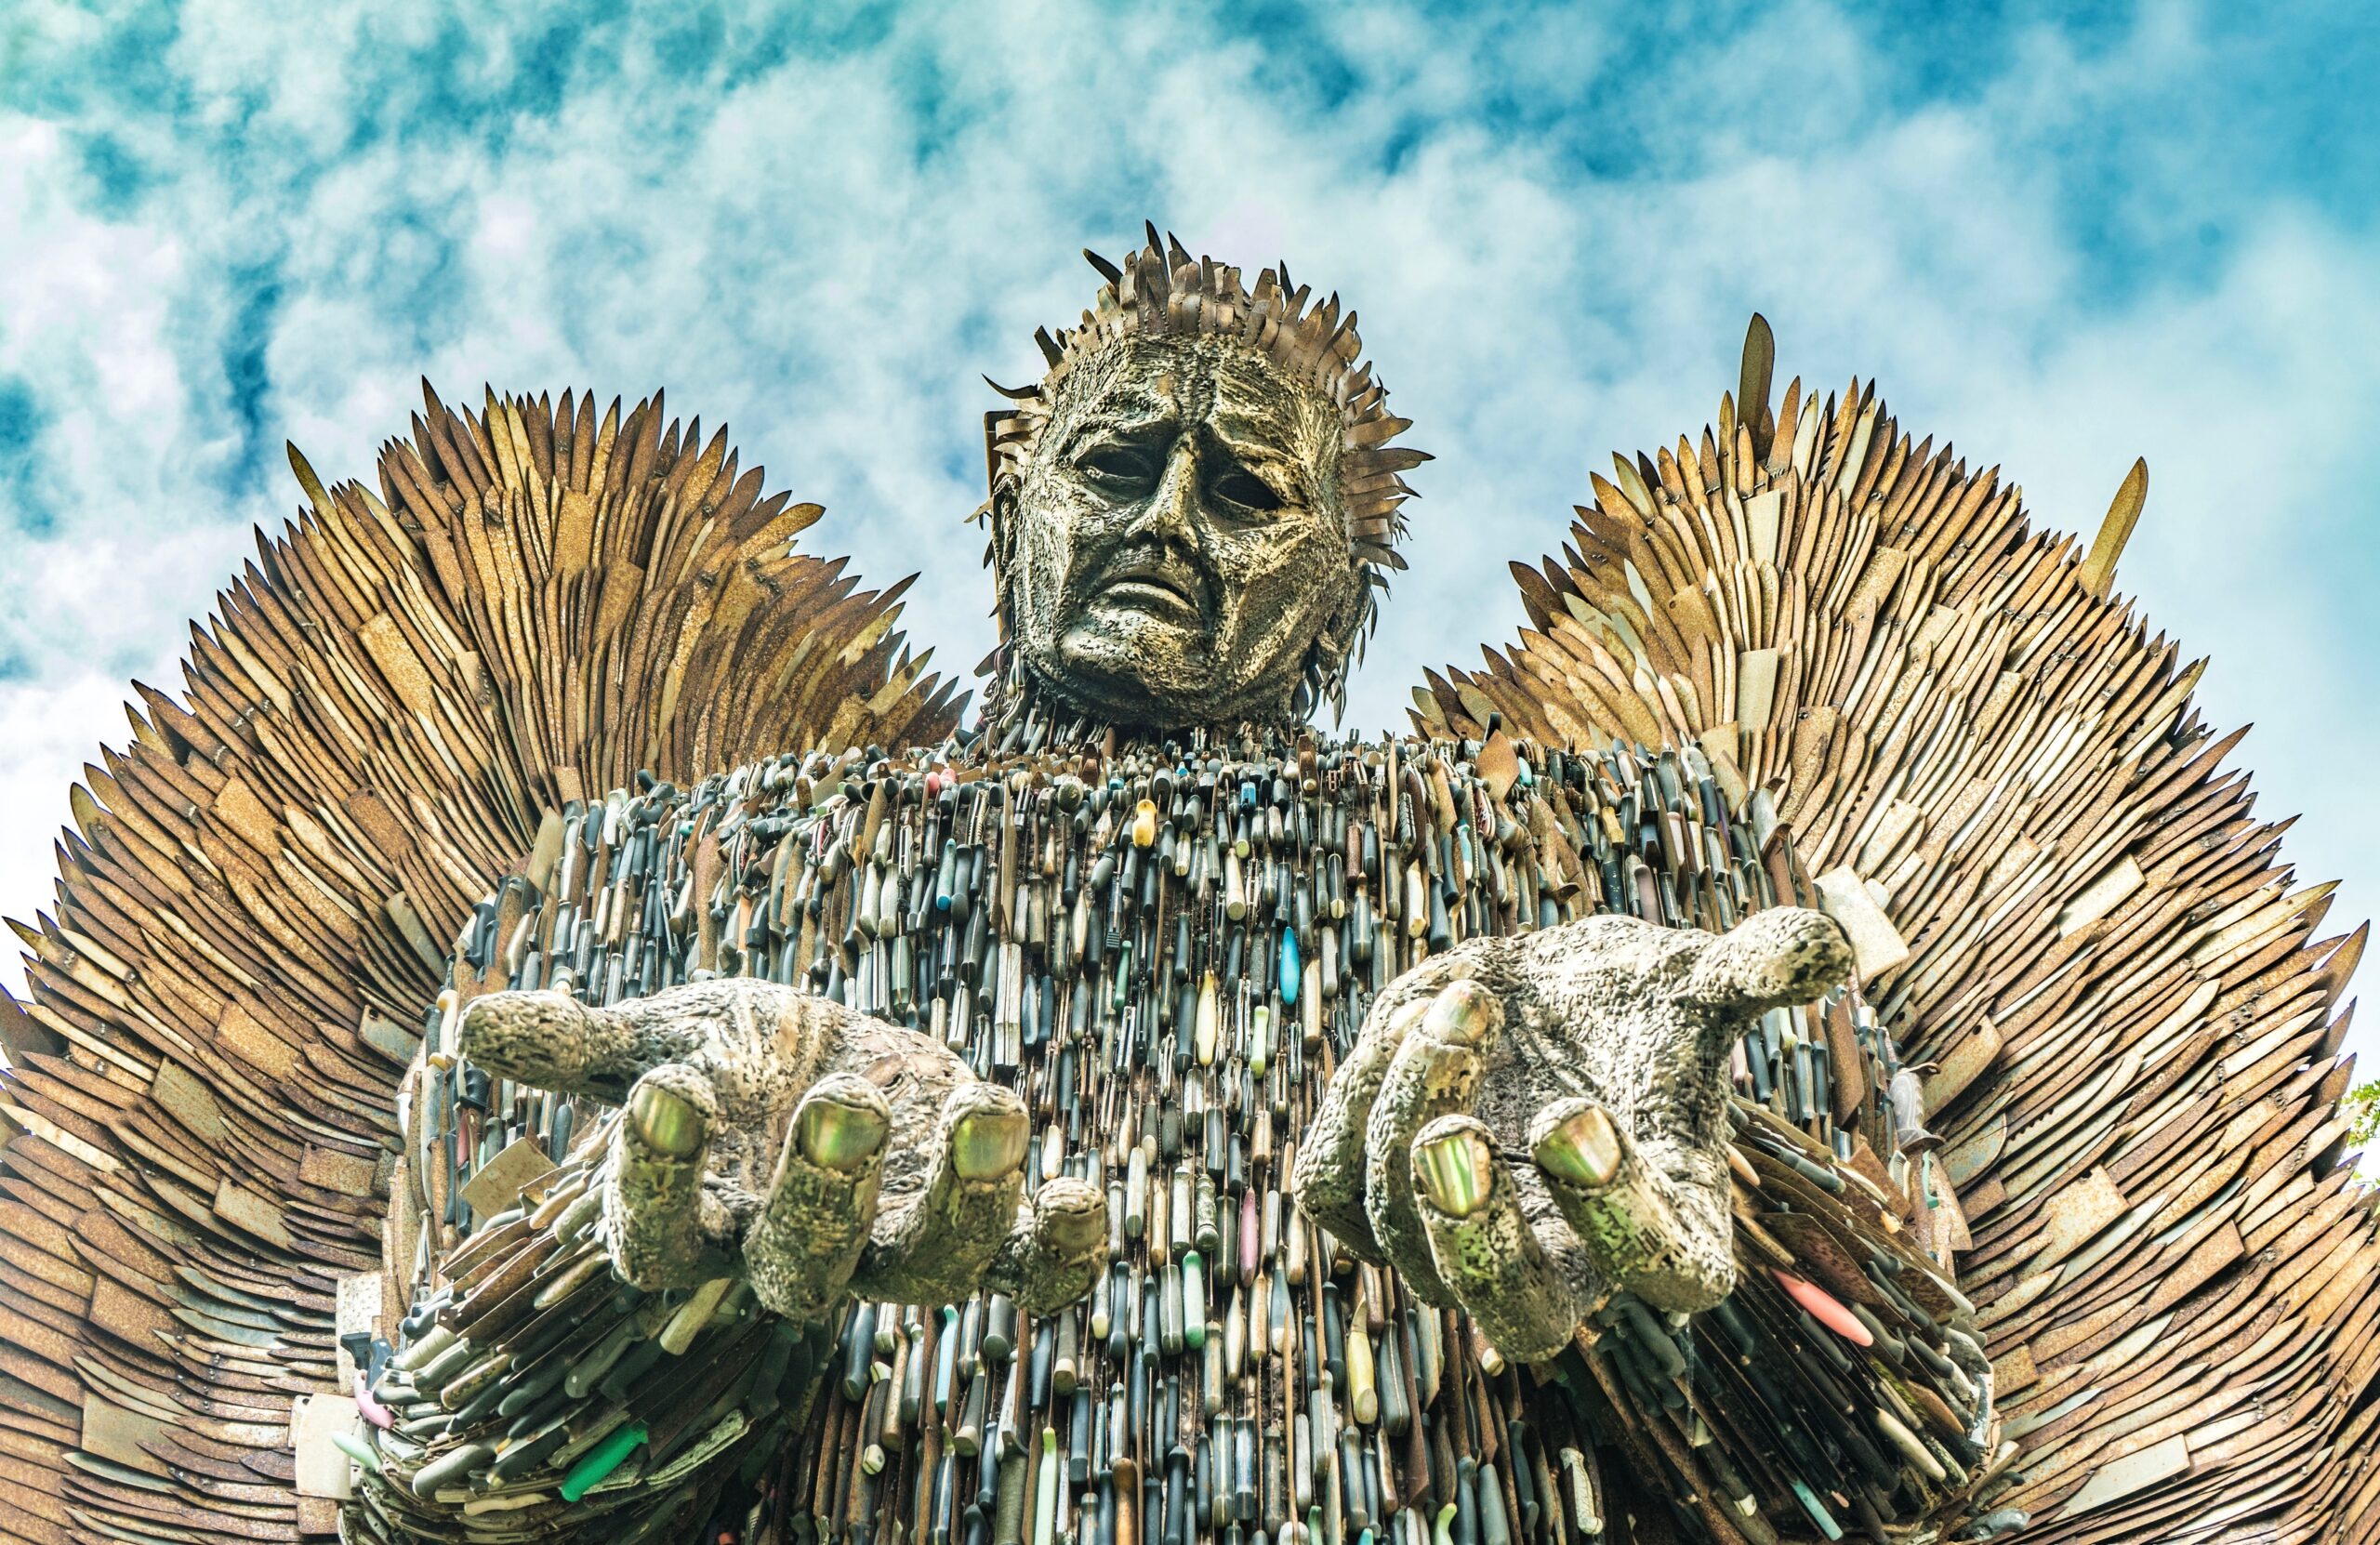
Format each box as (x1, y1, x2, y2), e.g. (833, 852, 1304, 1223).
(0, 232, 2370, 1545)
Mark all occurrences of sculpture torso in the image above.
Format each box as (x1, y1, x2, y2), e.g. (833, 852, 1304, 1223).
(365, 726, 1979, 1545)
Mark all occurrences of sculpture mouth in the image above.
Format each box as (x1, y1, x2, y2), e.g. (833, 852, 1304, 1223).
(1094, 562, 1205, 626)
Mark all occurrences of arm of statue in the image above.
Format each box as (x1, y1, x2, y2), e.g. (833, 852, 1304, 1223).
(1293, 907, 1850, 1364)
(456, 979, 1106, 1320)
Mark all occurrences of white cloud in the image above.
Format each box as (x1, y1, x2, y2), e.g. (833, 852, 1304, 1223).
(1, 1, 2373, 1074)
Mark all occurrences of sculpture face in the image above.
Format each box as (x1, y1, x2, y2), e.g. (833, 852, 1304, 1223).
(1002, 334, 1361, 728)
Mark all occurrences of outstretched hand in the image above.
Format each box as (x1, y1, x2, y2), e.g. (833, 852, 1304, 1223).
(1295, 907, 1851, 1363)
(457, 978, 1106, 1320)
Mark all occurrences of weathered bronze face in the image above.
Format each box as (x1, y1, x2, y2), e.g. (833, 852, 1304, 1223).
(998, 334, 1362, 729)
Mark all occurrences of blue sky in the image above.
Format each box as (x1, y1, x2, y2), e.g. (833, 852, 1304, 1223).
(2, 0, 2375, 1056)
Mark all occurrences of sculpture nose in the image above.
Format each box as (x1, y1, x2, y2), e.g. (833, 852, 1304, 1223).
(1129, 439, 1202, 546)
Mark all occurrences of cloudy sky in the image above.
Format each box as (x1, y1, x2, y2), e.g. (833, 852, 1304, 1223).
(2, 1, 2374, 1055)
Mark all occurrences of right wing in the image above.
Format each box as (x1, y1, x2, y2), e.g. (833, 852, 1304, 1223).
(0, 384, 964, 1542)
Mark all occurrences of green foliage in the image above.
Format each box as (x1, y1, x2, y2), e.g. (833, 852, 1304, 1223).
(2345, 1080, 2380, 1152)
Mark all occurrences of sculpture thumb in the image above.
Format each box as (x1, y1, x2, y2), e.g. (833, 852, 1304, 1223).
(458, 989, 643, 1100)
(1677, 907, 1853, 1022)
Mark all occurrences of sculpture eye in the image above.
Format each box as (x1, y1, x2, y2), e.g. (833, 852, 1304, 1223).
(1077, 444, 1157, 491)
(1209, 467, 1283, 514)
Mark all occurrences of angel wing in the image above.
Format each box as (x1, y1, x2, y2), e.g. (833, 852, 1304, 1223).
(0, 384, 964, 1542)
(1418, 319, 2373, 1541)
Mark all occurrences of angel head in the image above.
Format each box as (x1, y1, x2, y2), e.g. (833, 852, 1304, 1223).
(980, 228, 1428, 731)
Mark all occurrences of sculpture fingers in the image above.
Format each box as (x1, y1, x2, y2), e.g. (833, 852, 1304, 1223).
(461, 985, 708, 1102)
(1529, 1097, 1734, 1313)
(1361, 977, 1501, 1307)
(606, 1062, 734, 1290)
(1294, 981, 1437, 1259)
(849, 1082, 1032, 1305)
(744, 1073, 892, 1321)
(1677, 907, 1852, 1026)
(984, 1176, 1108, 1316)
(1410, 1115, 1585, 1365)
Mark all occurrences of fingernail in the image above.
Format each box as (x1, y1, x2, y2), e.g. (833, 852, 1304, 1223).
(1043, 1198, 1104, 1252)
(1414, 1128, 1494, 1219)
(800, 1096, 890, 1171)
(1424, 979, 1500, 1047)
(629, 1082, 706, 1158)
(1535, 1104, 1622, 1188)
(951, 1105, 1029, 1181)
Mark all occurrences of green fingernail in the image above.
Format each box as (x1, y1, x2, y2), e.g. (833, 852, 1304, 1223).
(1536, 1105, 1622, 1188)
(1424, 980, 1499, 1046)
(1414, 1129, 1494, 1219)
(951, 1106, 1029, 1181)
(799, 1097, 889, 1171)
(1043, 1198, 1104, 1251)
(629, 1082, 706, 1158)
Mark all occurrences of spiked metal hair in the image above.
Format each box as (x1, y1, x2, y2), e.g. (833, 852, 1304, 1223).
(979, 225, 1429, 719)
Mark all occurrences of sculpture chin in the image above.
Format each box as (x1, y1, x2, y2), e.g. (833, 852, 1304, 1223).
(1046, 614, 1230, 728)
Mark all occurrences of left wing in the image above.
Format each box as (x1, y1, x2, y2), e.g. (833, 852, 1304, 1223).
(1416, 321, 2373, 1540)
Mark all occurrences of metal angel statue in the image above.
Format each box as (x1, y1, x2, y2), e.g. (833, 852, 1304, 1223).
(1, 228, 2369, 1545)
